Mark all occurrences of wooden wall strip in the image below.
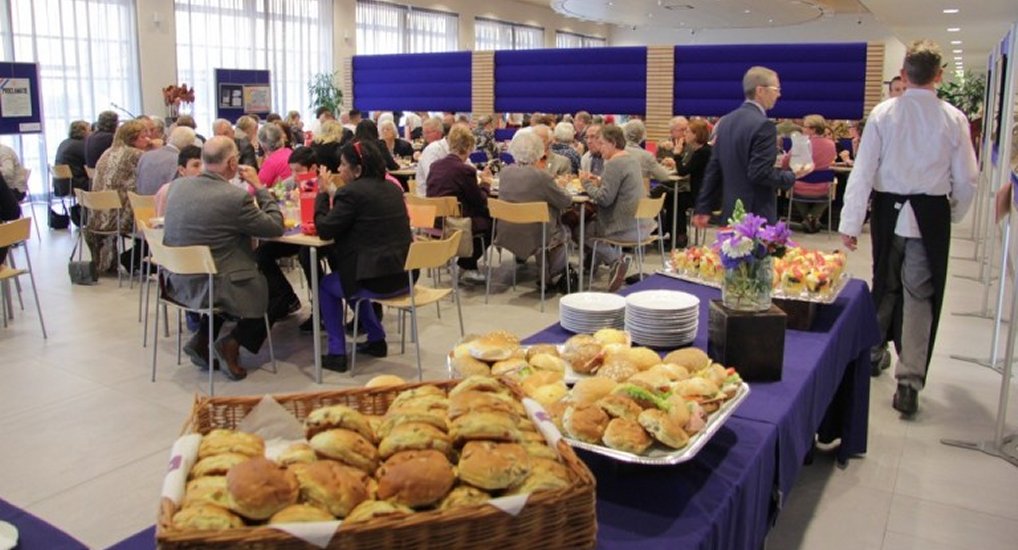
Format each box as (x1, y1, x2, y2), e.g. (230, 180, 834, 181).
(645, 45, 674, 142)
(472, 51, 495, 116)
(864, 43, 886, 116)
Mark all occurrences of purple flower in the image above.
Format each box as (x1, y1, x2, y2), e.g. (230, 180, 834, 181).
(733, 214, 766, 240)
(761, 221, 791, 246)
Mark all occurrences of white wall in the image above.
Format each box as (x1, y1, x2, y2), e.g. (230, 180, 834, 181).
(136, 0, 178, 118)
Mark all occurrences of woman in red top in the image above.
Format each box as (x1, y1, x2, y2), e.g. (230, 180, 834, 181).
(786, 114, 836, 233)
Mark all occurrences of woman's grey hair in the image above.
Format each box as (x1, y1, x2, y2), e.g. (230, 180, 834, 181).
(258, 122, 285, 151)
(96, 111, 119, 133)
(508, 129, 545, 165)
(553, 122, 575, 143)
(622, 120, 646, 145)
(379, 119, 397, 136)
(68, 120, 90, 139)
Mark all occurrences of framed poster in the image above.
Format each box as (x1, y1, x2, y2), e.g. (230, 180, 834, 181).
(243, 85, 271, 113)
(219, 84, 243, 109)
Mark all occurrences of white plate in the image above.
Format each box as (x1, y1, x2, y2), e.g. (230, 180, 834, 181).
(560, 292, 628, 312)
(0, 521, 18, 550)
(625, 290, 700, 311)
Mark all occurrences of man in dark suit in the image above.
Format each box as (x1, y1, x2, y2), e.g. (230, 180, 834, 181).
(693, 66, 810, 225)
(163, 136, 285, 380)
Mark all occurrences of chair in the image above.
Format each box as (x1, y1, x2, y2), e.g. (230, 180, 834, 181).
(468, 151, 489, 165)
(138, 220, 169, 347)
(347, 230, 465, 381)
(73, 188, 125, 286)
(145, 227, 276, 396)
(127, 192, 156, 292)
(16, 169, 40, 241)
(0, 218, 45, 338)
(485, 198, 570, 312)
(407, 203, 437, 236)
(786, 169, 837, 235)
(405, 194, 487, 278)
(85, 166, 96, 181)
(589, 196, 667, 285)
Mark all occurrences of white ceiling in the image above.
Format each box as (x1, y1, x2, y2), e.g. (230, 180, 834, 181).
(522, 0, 1015, 75)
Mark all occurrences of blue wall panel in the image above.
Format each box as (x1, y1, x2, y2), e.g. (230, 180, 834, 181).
(353, 52, 471, 112)
(674, 43, 868, 120)
(495, 47, 648, 114)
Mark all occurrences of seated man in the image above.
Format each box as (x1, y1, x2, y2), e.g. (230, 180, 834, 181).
(163, 136, 285, 380)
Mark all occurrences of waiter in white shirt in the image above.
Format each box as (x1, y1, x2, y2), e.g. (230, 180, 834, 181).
(414, 116, 449, 197)
(839, 39, 978, 417)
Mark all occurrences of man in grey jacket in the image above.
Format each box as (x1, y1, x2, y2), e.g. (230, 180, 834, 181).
(163, 136, 285, 380)
(136, 126, 197, 196)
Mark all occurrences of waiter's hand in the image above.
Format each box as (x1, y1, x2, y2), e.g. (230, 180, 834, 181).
(840, 233, 858, 251)
(692, 214, 711, 229)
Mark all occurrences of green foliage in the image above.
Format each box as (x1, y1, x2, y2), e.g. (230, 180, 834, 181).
(938, 71, 986, 118)
(308, 71, 343, 114)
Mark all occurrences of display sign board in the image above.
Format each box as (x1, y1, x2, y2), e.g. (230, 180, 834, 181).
(0, 62, 43, 135)
(214, 69, 271, 122)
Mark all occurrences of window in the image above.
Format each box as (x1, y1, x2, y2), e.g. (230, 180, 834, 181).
(356, 1, 458, 55)
(556, 31, 607, 49)
(175, 0, 333, 130)
(475, 18, 544, 51)
(0, 0, 141, 197)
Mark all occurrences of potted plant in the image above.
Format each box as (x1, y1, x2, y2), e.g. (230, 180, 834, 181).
(308, 71, 343, 116)
(938, 71, 985, 119)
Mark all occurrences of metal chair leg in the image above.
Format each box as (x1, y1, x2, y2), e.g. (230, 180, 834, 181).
(349, 300, 360, 377)
(264, 314, 277, 373)
(176, 310, 183, 365)
(22, 250, 45, 339)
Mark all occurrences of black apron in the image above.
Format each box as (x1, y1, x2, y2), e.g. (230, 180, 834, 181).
(869, 191, 951, 384)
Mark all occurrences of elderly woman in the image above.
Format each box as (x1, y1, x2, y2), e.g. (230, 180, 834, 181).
(314, 140, 413, 372)
(652, 119, 713, 249)
(234, 115, 259, 167)
(54, 120, 91, 195)
(496, 130, 576, 293)
(379, 119, 414, 159)
(257, 122, 292, 186)
(354, 120, 399, 171)
(622, 119, 673, 184)
(472, 115, 498, 162)
(550, 122, 581, 174)
(311, 120, 352, 173)
(784, 114, 837, 233)
(85, 110, 118, 168)
(427, 124, 494, 283)
(580, 124, 653, 292)
(285, 110, 305, 146)
(88, 120, 150, 273)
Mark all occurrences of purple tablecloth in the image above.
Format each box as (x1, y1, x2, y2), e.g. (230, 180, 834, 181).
(524, 274, 879, 549)
(0, 498, 86, 549)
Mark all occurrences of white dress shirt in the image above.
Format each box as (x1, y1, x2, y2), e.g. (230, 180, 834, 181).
(415, 138, 449, 196)
(839, 88, 977, 238)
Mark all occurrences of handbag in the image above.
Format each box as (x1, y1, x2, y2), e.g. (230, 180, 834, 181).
(443, 216, 474, 258)
(67, 236, 98, 285)
(560, 201, 597, 231)
(48, 205, 70, 229)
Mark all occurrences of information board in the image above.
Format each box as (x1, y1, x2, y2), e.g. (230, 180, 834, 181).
(0, 62, 42, 135)
(214, 69, 271, 122)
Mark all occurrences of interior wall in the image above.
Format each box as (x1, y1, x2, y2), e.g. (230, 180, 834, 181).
(136, 0, 178, 118)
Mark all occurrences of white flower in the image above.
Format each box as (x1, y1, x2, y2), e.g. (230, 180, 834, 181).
(722, 236, 754, 258)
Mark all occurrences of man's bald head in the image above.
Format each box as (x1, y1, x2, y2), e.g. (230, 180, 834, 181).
(212, 119, 233, 137)
(202, 136, 239, 177)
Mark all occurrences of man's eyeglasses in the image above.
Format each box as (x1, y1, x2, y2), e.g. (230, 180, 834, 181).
(764, 85, 781, 93)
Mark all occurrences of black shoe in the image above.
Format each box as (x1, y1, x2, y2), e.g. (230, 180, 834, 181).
(299, 316, 322, 333)
(322, 354, 348, 372)
(345, 319, 367, 336)
(892, 384, 918, 416)
(554, 270, 579, 294)
(871, 346, 892, 377)
(356, 340, 388, 358)
(183, 335, 210, 370)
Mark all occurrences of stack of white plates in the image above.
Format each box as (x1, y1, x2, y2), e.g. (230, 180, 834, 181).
(559, 292, 627, 334)
(624, 290, 700, 348)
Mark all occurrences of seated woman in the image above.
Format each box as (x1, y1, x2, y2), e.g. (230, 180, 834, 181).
(89, 119, 150, 273)
(550, 122, 581, 174)
(311, 120, 352, 173)
(379, 120, 414, 159)
(426, 124, 494, 284)
(495, 129, 576, 293)
(54, 120, 91, 196)
(354, 119, 400, 172)
(652, 119, 712, 248)
(785, 114, 837, 233)
(314, 141, 413, 372)
(0, 174, 21, 265)
(257, 122, 292, 187)
(580, 124, 654, 293)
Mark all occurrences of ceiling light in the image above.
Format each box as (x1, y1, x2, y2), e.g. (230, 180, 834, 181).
(744, 9, 751, 14)
(953, 49, 963, 53)
(951, 40, 962, 45)
(943, 8, 959, 14)
(947, 27, 960, 32)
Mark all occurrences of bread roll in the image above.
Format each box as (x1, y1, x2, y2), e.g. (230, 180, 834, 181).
(438, 485, 491, 510)
(376, 450, 455, 508)
(530, 382, 568, 408)
(521, 441, 558, 460)
(190, 452, 249, 479)
(490, 357, 528, 376)
(290, 460, 369, 518)
(304, 405, 375, 442)
(468, 330, 520, 362)
(563, 404, 610, 444)
(182, 476, 231, 509)
(527, 353, 569, 374)
(344, 500, 414, 523)
(561, 335, 604, 375)
(365, 374, 406, 389)
(378, 422, 452, 459)
(627, 370, 671, 393)
(593, 328, 629, 346)
(526, 344, 560, 360)
(648, 363, 690, 382)
(597, 359, 639, 383)
(638, 409, 690, 449)
(602, 418, 653, 454)
(276, 443, 317, 467)
(457, 441, 531, 490)
(623, 347, 662, 371)
(226, 457, 299, 520)
(450, 375, 507, 397)
(448, 390, 517, 420)
(451, 355, 492, 377)
(571, 376, 618, 406)
(596, 394, 643, 421)
(172, 503, 244, 530)
(662, 348, 710, 371)
(268, 503, 335, 524)
(389, 385, 446, 411)
(506, 457, 572, 495)
(309, 429, 379, 474)
(197, 429, 265, 460)
(664, 394, 691, 428)
(449, 411, 521, 444)
(520, 371, 565, 396)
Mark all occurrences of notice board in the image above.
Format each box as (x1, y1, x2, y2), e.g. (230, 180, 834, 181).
(0, 62, 43, 135)
(215, 68, 271, 122)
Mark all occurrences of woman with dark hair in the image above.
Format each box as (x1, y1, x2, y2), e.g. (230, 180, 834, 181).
(85, 110, 119, 168)
(0, 174, 21, 265)
(354, 119, 399, 171)
(314, 140, 413, 372)
(54, 120, 92, 194)
(89, 120, 151, 273)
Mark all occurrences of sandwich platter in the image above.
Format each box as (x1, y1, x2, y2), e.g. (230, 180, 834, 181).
(560, 383, 750, 466)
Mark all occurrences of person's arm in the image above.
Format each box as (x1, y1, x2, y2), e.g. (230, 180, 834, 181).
(645, 152, 672, 182)
(838, 117, 883, 249)
(948, 113, 979, 223)
(379, 141, 400, 171)
(456, 166, 489, 214)
(541, 172, 573, 210)
(0, 176, 21, 221)
(315, 186, 357, 239)
(236, 165, 284, 238)
(747, 121, 795, 191)
(694, 148, 722, 216)
(583, 159, 622, 206)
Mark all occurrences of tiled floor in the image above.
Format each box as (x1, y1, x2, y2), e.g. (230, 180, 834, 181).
(1, 212, 1016, 549)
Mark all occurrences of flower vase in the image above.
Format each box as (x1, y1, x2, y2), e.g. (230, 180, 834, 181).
(722, 256, 774, 311)
(167, 103, 179, 121)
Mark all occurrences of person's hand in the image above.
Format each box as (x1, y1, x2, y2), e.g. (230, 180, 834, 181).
(838, 150, 851, 162)
(793, 163, 814, 179)
(238, 165, 262, 189)
(840, 233, 858, 251)
(661, 157, 676, 170)
(692, 214, 711, 229)
(412, 151, 422, 162)
(658, 139, 674, 154)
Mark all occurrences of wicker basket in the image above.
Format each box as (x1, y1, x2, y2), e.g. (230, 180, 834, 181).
(156, 381, 597, 549)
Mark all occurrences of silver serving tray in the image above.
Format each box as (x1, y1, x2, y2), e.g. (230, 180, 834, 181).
(657, 264, 851, 305)
(563, 382, 750, 465)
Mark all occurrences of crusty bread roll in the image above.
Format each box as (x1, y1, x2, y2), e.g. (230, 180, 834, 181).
(308, 429, 379, 474)
(182, 476, 231, 509)
(344, 500, 414, 523)
(378, 421, 452, 459)
(506, 457, 572, 495)
(450, 375, 507, 397)
(530, 382, 568, 408)
(490, 357, 528, 376)
(449, 411, 521, 444)
(592, 328, 629, 346)
(662, 347, 710, 371)
(451, 355, 492, 377)
(197, 429, 265, 460)
(602, 418, 653, 454)
(571, 376, 618, 406)
(290, 460, 369, 518)
(172, 503, 244, 530)
(526, 344, 560, 360)
(190, 452, 249, 479)
(304, 404, 375, 442)
(638, 409, 690, 450)
(458, 441, 531, 490)
(276, 443, 317, 467)
(595, 394, 643, 422)
(448, 390, 517, 420)
(438, 485, 491, 510)
(376, 450, 455, 508)
(226, 457, 299, 520)
(268, 503, 335, 524)
(563, 404, 610, 444)
(468, 330, 521, 362)
(365, 374, 406, 389)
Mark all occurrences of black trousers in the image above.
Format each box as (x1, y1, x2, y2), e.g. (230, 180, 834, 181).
(196, 313, 267, 355)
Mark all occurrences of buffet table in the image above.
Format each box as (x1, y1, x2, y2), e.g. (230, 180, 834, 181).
(523, 274, 880, 549)
(0, 497, 87, 549)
